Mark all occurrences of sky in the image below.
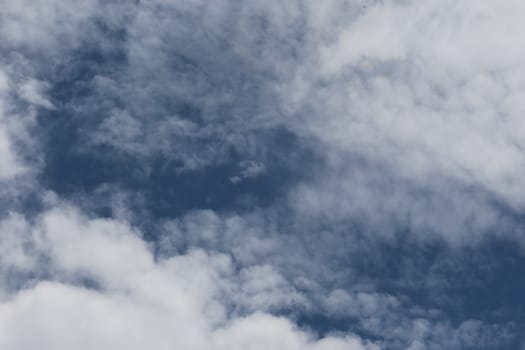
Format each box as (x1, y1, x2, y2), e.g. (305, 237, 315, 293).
(1, 0, 525, 349)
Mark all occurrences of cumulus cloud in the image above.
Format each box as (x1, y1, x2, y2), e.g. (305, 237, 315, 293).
(0, 205, 375, 350)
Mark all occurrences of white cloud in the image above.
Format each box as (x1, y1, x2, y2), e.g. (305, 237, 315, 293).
(212, 312, 374, 350)
(17, 79, 55, 109)
(0, 67, 55, 184)
(0, 205, 375, 350)
(234, 265, 308, 312)
(0, 69, 27, 180)
(230, 160, 266, 184)
(274, 0, 525, 244)
(0, 1, 523, 348)
(0, 0, 96, 56)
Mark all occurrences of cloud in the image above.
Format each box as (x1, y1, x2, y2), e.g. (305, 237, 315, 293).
(0, 205, 375, 350)
(0, 69, 26, 180)
(0, 68, 52, 182)
(17, 79, 55, 109)
(230, 160, 266, 184)
(0, 0, 97, 56)
(1, 1, 525, 349)
(273, 0, 525, 246)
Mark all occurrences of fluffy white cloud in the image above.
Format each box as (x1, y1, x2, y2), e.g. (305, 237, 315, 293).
(274, 0, 525, 243)
(0, 205, 375, 350)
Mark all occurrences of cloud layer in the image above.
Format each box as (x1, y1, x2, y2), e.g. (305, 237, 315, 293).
(1, 0, 525, 349)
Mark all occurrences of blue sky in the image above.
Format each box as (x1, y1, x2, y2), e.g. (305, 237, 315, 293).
(1, 1, 525, 349)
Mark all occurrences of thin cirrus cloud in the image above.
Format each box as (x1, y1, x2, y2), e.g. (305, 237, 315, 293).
(0, 0, 525, 349)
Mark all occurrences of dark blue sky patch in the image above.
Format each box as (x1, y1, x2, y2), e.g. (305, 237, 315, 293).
(310, 230, 525, 328)
(38, 125, 317, 220)
(34, 15, 318, 220)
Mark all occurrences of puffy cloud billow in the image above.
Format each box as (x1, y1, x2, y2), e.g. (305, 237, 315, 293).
(1, 0, 525, 349)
